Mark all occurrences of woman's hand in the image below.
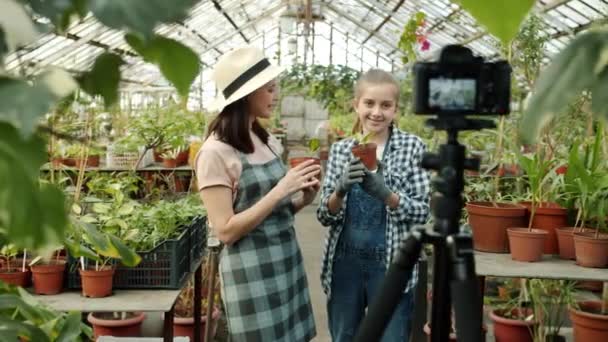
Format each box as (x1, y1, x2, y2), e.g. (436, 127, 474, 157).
(276, 159, 321, 198)
(301, 181, 321, 206)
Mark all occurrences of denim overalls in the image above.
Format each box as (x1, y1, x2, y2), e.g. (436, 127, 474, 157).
(328, 138, 413, 342)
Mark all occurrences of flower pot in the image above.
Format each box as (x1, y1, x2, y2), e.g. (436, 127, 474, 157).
(490, 308, 536, 342)
(31, 261, 66, 295)
(87, 312, 146, 340)
(87, 155, 100, 167)
(153, 149, 164, 163)
(0, 270, 29, 287)
(556, 227, 591, 260)
(319, 149, 329, 161)
(289, 157, 321, 179)
(163, 158, 178, 168)
(466, 202, 527, 253)
(173, 306, 222, 342)
(176, 148, 189, 166)
(507, 228, 548, 262)
(423, 322, 487, 341)
(79, 268, 114, 298)
(50, 157, 64, 167)
(576, 280, 603, 292)
(569, 301, 608, 341)
(520, 202, 568, 254)
(573, 232, 608, 268)
(351, 143, 377, 170)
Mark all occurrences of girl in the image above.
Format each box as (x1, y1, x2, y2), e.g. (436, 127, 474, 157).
(195, 46, 319, 342)
(317, 69, 431, 341)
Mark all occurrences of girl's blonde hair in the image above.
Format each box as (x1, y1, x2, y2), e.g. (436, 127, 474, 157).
(351, 69, 400, 134)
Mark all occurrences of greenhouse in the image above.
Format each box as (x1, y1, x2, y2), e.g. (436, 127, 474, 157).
(0, 0, 607, 341)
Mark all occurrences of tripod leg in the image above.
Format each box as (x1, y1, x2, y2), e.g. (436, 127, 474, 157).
(354, 231, 424, 342)
(429, 241, 452, 342)
(448, 235, 483, 342)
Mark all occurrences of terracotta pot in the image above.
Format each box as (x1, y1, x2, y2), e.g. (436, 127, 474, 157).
(569, 301, 608, 341)
(50, 158, 64, 167)
(490, 309, 536, 342)
(88, 312, 145, 340)
(319, 150, 329, 161)
(466, 202, 527, 253)
(507, 228, 548, 262)
(555, 227, 575, 260)
(176, 148, 189, 166)
(289, 157, 321, 179)
(576, 280, 604, 292)
(31, 261, 66, 295)
(0, 270, 29, 287)
(351, 143, 377, 170)
(519, 202, 568, 254)
(173, 306, 222, 342)
(162, 158, 178, 168)
(87, 155, 100, 167)
(573, 232, 608, 268)
(153, 149, 164, 163)
(423, 322, 487, 341)
(80, 268, 114, 298)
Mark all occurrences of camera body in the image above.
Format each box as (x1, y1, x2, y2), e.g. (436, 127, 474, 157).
(413, 45, 511, 115)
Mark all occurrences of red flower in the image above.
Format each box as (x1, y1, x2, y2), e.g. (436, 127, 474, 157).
(421, 40, 431, 51)
(416, 34, 426, 43)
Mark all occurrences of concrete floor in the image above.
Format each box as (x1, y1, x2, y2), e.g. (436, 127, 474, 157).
(294, 205, 331, 342)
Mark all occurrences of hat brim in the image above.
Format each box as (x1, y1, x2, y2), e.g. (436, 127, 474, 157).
(208, 64, 284, 112)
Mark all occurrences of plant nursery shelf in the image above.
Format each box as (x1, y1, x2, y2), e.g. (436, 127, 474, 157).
(31, 289, 181, 312)
(41, 164, 193, 172)
(475, 251, 608, 281)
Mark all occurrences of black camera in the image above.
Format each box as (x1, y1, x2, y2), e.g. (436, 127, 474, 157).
(413, 45, 511, 115)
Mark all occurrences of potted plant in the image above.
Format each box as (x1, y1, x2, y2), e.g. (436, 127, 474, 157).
(516, 151, 568, 255)
(161, 147, 183, 169)
(87, 311, 146, 340)
(489, 280, 537, 342)
(507, 153, 551, 262)
(351, 131, 377, 170)
(289, 137, 322, 176)
(554, 139, 598, 260)
(172, 275, 222, 341)
(65, 218, 141, 298)
(569, 283, 608, 341)
(29, 249, 66, 295)
(0, 244, 30, 287)
(528, 279, 576, 342)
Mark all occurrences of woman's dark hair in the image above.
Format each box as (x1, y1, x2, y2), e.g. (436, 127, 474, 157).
(206, 97, 269, 154)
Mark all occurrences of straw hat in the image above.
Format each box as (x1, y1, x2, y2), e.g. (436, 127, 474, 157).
(209, 45, 284, 112)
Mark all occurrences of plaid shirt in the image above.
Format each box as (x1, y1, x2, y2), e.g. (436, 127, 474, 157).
(317, 127, 431, 299)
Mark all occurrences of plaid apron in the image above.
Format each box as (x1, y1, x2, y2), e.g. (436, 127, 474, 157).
(219, 149, 316, 342)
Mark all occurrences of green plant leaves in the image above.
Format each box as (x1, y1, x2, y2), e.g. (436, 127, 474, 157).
(90, 0, 197, 38)
(78, 53, 124, 108)
(55, 311, 83, 342)
(125, 34, 200, 98)
(520, 31, 608, 143)
(0, 0, 39, 52)
(458, 0, 535, 44)
(0, 123, 67, 252)
(108, 234, 141, 267)
(0, 69, 77, 137)
(26, 0, 87, 32)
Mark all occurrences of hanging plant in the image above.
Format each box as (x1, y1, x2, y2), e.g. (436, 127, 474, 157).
(398, 12, 430, 64)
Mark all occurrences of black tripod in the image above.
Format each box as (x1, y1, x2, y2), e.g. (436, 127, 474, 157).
(354, 117, 495, 342)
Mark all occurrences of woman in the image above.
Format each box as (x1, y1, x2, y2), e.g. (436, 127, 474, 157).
(195, 46, 318, 342)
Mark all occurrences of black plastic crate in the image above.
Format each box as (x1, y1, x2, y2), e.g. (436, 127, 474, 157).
(189, 216, 208, 271)
(67, 216, 207, 289)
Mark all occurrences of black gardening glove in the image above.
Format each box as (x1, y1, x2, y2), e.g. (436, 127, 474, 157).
(361, 161, 392, 202)
(336, 158, 365, 198)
